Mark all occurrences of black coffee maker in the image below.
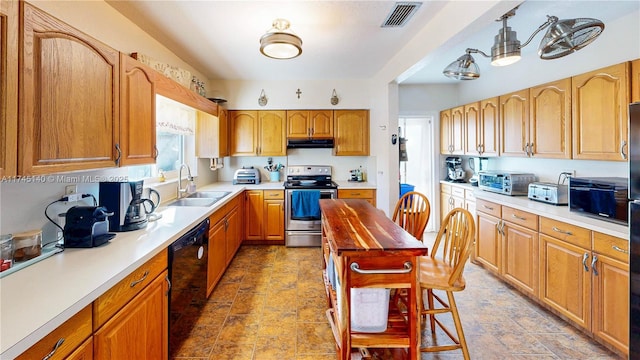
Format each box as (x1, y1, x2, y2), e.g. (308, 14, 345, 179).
(99, 180, 160, 232)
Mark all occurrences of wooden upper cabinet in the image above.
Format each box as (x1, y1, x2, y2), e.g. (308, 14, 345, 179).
(0, 0, 18, 177)
(479, 97, 499, 157)
(450, 106, 465, 155)
(529, 78, 572, 159)
(500, 90, 529, 157)
(632, 59, 640, 103)
(229, 110, 258, 156)
(120, 54, 157, 166)
(286, 110, 333, 138)
(197, 106, 228, 158)
(20, 2, 120, 175)
(258, 110, 287, 156)
(334, 110, 369, 156)
(464, 102, 480, 155)
(440, 109, 452, 154)
(572, 62, 630, 161)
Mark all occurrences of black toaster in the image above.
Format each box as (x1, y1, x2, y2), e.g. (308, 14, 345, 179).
(63, 206, 116, 248)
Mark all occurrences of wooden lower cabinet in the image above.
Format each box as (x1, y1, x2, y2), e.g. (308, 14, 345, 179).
(94, 270, 169, 360)
(475, 210, 501, 273)
(502, 222, 538, 296)
(337, 188, 376, 207)
(592, 254, 629, 354)
(67, 337, 93, 360)
(244, 190, 285, 244)
(207, 198, 242, 297)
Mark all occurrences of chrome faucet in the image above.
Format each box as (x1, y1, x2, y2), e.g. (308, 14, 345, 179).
(177, 163, 194, 198)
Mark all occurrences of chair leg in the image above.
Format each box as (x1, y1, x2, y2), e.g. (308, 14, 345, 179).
(426, 289, 436, 333)
(446, 290, 470, 360)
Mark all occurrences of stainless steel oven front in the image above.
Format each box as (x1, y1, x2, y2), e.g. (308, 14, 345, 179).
(285, 188, 336, 247)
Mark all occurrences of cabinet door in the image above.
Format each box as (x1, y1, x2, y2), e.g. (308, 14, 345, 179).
(218, 107, 229, 157)
(207, 219, 227, 297)
(310, 110, 333, 138)
(572, 62, 629, 161)
(502, 222, 539, 297)
(539, 234, 591, 329)
(66, 337, 93, 360)
(120, 53, 156, 166)
(0, 0, 18, 177)
(464, 102, 480, 155)
(440, 109, 452, 154)
(475, 212, 501, 273)
(334, 110, 370, 156)
(259, 110, 286, 156)
(225, 206, 240, 265)
(450, 106, 465, 155)
(229, 110, 258, 156)
(286, 110, 310, 138)
(500, 90, 529, 157)
(530, 78, 571, 159)
(94, 271, 169, 360)
(264, 200, 284, 242)
(244, 190, 264, 240)
(592, 254, 629, 354)
(479, 97, 499, 157)
(20, 3, 120, 175)
(632, 59, 640, 103)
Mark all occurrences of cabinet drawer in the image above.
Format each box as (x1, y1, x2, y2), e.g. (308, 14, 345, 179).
(441, 183, 451, 195)
(451, 186, 465, 198)
(476, 199, 501, 217)
(539, 217, 590, 249)
(263, 190, 284, 200)
(209, 204, 228, 225)
(93, 250, 168, 330)
(502, 206, 537, 231)
(465, 189, 475, 201)
(338, 189, 375, 199)
(16, 305, 92, 360)
(593, 232, 629, 263)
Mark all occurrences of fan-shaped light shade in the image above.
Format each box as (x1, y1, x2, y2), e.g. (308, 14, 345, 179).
(443, 53, 480, 80)
(260, 19, 302, 59)
(538, 18, 604, 59)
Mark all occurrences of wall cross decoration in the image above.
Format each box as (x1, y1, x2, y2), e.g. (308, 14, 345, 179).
(296, 88, 302, 99)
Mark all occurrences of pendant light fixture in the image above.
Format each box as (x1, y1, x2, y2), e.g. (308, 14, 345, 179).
(260, 18, 302, 60)
(443, 6, 604, 80)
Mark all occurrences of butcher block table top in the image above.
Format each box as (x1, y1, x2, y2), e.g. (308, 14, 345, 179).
(319, 199, 427, 258)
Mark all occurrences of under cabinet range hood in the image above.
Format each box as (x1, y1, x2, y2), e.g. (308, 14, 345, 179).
(287, 138, 334, 148)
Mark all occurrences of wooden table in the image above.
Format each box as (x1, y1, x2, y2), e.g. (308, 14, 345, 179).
(320, 199, 428, 360)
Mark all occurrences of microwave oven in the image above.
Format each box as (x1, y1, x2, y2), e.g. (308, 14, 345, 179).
(478, 171, 536, 196)
(569, 177, 628, 225)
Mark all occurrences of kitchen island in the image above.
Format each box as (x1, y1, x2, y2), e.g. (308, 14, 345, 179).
(320, 199, 427, 359)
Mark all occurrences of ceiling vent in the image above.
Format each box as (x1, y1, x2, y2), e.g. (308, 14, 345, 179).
(381, 2, 422, 28)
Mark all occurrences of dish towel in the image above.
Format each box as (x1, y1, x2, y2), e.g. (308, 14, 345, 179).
(291, 190, 321, 219)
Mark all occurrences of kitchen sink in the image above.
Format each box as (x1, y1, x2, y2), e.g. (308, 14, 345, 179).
(167, 198, 216, 207)
(186, 191, 231, 199)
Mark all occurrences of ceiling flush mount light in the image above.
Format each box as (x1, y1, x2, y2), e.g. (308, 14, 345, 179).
(443, 7, 604, 80)
(260, 18, 302, 60)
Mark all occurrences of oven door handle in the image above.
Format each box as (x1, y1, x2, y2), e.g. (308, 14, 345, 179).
(286, 231, 322, 236)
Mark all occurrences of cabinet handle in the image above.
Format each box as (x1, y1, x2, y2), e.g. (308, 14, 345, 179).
(591, 254, 599, 276)
(524, 143, 529, 156)
(42, 338, 65, 360)
(511, 213, 526, 221)
(582, 252, 589, 272)
(621, 140, 628, 160)
(612, 245, 629, 254)
(115, 143, 122, 166)
(154, 145, 159, 160)
(130, 270, 149, 288)
(165, 273, 172, 296)
(350, 261, 413, 274)
(552, 226, 573, 236)
(529, 142, 534, 157)
(482, 204, 494, 210)
(352, 193, 361, 196)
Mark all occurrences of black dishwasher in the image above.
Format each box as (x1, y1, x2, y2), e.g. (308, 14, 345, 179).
(168, 218, 209, 357)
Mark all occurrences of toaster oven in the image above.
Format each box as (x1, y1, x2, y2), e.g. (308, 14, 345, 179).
(569, 177, 628, 225)
(478, 171, 536, 196)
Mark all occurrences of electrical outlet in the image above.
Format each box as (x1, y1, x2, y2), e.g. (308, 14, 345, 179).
(65, 185, 77, 195)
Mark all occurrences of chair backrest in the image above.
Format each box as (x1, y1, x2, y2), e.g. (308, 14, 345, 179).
(431, 207, 476, 286)
(391, 191, 431, 241)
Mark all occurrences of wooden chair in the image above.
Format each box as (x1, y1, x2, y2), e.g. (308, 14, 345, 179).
(391, 191, 431, 241)
(418, 207, 475, 359)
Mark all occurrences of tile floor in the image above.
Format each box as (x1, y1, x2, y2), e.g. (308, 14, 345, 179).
(170, 236, 623, 360)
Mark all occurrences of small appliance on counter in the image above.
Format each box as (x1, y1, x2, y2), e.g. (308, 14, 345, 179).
(478, 171, 536, 196)
(528, 182, 568, 205)
(445, 156, 465, 182)
(99, 180, 160, 232)
(233, 166, 261, 184)
(63, 206, 115, 248)
(468, 157, 488, 186)
(569, 176, 628, 225)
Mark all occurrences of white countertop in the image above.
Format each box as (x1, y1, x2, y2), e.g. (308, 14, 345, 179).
(441, 181, 628, 240)
(0, 181, 282, 358)
(335, 180, 376, 189)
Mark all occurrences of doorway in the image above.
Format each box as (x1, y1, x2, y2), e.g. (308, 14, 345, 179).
(398, 116, 436, 232)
